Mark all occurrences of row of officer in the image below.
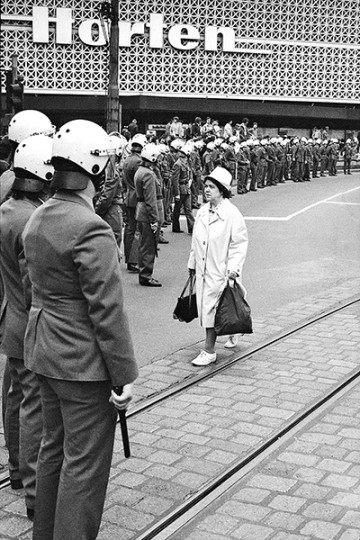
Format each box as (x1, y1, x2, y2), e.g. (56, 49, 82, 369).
(0, 111, 138, 539)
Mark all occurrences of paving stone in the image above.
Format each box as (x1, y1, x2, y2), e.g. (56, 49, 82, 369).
(197, 513, 238, 535)
(231, 522, 274, 539)
(265, 511, 305, 530)
(339, 510, 360, 527)
(268, 494, 306, 513)
(321, 473, 358, 489)
(97, 523, 135, 540)
(302, 502, 342, 520)
(300, 520, 342, 539)
(133, 494, 173, 516)
(102, 505, 153, 531)
(329, 493, 360, 509)
(218, 500, 271, 521)
(233, 487, 270, 504)
(248, 474, 297, 492)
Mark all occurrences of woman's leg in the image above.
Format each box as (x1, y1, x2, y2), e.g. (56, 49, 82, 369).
(204, 328, 217, 353)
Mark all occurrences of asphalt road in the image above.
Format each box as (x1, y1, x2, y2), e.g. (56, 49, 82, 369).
(121, 173, 360, 367)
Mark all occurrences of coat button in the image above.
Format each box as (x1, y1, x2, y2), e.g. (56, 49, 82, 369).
(203, 241, 206, 245)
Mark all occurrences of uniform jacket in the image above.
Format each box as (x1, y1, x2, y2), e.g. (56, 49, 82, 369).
(171, 156, 192, 197)
(122, 152, 142, 207)
(0, 169, 15, 205)
(0, 197, 41, 358)
(135, 164, 163, 224)
(161, 151, 177, 185)
(23, 190, 138, 386)
(188, 199, 248, 327)
(295, 144, 307, 162)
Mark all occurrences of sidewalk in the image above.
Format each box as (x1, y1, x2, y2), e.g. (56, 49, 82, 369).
(0, 276, 359, 539)
(169, 378, 360, 540)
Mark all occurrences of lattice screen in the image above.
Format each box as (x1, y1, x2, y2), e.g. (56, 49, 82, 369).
(1, 0, 359, 102)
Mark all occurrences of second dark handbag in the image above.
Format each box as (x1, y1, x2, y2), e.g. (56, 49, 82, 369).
(214, 280, 253, 336)
(173, 274, 198, 323)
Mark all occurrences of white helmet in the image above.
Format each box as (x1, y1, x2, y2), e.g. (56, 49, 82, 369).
(8, 110, 55, 144)
(301, 137, 307, 143)
(131, 133, 147, 148)
(229, 136, 238, 144)
(108, 132, 127, 156)
(193, 140, 205, 149)
(179, 144, 192, 156)
(13, 134, 54, 192)
(308, 138, 313, 144)
(206, 141, 215, 151)
(214, 138, 224, 147)
(141, 143, 161, 163)
(170, 138, 185, 151)
(52, 120, 111, 176)
(346, 139, 351, 144)
(270, 137, 277, 144)
(158, 143, 169, 154)
(220, 142, 229, 150)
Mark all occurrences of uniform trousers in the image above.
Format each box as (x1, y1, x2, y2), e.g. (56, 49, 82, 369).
(163, 182, 173, 222)
(172, 193, 194, 233)
(6, 357, 42, 510)
(344, 157, 352, 174)
(312, 158, 319, 177)
(102, 204, 123, 248)
(138, 221, 159, 280)
(123, 206, 138, 265)
(33, 376, 116, 540)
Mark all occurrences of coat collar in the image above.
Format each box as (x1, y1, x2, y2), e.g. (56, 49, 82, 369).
(199, 199, 228, 222)
(52, 190, 94, 211)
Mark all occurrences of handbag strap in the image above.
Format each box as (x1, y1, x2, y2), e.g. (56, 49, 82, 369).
(180, 274, 196, 298)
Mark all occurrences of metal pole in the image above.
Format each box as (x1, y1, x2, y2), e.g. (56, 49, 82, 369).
(106, 0, 120, 133)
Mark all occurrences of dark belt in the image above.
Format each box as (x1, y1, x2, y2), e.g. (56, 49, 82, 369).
(137, 196, 163, 202)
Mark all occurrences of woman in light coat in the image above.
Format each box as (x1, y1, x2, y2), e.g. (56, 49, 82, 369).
(188, 166, 248, 366)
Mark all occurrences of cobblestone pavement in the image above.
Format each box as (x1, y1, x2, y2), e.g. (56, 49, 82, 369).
(170, 379, 360, 540)
(0, 277, 359, 539)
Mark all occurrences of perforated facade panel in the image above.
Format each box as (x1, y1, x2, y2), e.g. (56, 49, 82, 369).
(1, 0, 359, 104)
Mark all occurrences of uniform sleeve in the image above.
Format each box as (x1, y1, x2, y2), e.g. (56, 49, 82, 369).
(227, 210, 248, 276)
(143, 170, 159, 223)
(171, 162, 180, 197)
(73, 218, 138, 386)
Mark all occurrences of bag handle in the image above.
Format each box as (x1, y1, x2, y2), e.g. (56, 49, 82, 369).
(180, 274, 195, 298)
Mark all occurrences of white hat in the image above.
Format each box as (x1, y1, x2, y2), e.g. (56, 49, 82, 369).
(205, 166, 232, 194)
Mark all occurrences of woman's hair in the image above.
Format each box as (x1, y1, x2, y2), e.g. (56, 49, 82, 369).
(206, 178, 231, 199)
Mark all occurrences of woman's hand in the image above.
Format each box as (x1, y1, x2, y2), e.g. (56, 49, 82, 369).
(109, 384, 133, 411)
(227, 270, 238, 280)
(188, 268, 195, 276)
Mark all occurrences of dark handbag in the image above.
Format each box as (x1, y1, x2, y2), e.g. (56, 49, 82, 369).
(214, 280, 253, 336)
(173, 274, 198, 323)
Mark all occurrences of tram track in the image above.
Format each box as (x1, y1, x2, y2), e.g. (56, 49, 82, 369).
(130, 294, 360, 539)
(0, 295, 359, 539)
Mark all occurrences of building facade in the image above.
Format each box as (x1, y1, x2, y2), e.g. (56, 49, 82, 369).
(1, 0, 360, 131)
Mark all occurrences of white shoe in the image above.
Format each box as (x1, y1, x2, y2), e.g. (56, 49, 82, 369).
(224, 335, 239, 349)
(192, 350, 217, 366)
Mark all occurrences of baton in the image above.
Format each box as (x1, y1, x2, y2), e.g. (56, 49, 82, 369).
(113, 386, 131, 458)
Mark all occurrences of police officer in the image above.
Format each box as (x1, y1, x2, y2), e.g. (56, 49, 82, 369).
(0, 134, 54, 521)
(122, 133, 147, 272)
(95, 132, 127, 248)
(134, 143, 164, 287)
(23, 119, 138, 540)
(171, 144, 195, 234)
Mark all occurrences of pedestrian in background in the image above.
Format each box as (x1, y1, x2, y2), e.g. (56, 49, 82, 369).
(23, 119, 138, 540)
(188, 166, 248, 366)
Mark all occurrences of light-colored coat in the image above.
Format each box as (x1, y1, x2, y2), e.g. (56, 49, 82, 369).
(188, 199, 248, 327)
